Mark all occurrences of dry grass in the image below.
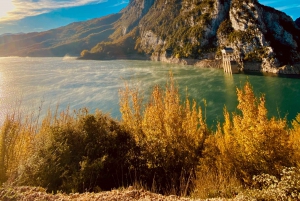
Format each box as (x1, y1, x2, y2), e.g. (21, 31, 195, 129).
(0, 186, 228, 201)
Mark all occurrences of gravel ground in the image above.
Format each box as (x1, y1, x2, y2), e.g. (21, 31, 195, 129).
(0, 186, 230, 201)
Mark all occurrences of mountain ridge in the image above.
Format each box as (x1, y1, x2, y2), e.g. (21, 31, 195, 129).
(79, 0, 300, 73)
(0, 13, 121, 57)
(0, 0, 299, 74)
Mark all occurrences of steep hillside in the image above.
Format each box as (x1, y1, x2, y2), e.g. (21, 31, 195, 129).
(0, 13, 121, 57)
(79, 0, 155, 60)
(82, 0, 300, 73)
(85, 0, 232, 60)
(296, 17, 300, 28)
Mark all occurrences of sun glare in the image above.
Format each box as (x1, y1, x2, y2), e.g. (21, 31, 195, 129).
(0, 0, 14, 19)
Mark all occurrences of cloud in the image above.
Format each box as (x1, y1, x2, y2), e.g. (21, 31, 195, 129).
(110, 0, 129, 7)
(0, 0, 108, 22)
(259, 0, 284, 5)
(276, 4, 300, 11)
(34, 27, 45, 31)
(259, 0, 282, 4)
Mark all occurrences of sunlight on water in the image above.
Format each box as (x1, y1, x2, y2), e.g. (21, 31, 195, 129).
(0, 57, 299, 127)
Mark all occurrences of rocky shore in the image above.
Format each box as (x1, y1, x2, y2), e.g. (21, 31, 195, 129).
(151, 53, 300, 75)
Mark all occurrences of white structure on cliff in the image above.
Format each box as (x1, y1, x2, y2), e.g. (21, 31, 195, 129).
(222, 47, 239, 74)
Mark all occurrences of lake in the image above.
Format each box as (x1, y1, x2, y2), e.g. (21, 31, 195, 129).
(0, 57, 300, 127)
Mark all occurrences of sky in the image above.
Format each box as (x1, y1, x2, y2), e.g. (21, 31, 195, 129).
(0, 0, 299, 35)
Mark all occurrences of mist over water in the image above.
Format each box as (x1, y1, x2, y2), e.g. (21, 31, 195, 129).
(0, 57, 300, 127)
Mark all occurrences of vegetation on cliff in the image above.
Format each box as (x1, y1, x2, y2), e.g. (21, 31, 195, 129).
(79, 0, 300, 71)
(1, 74, 300, 199)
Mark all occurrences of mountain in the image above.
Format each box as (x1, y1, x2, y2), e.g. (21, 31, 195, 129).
(80, 0, 300, 73)
(296, 17, 300, 28)
(0, 0, 300, 73)
(0, 32, 24, 37)
(0, 13, 121, 57)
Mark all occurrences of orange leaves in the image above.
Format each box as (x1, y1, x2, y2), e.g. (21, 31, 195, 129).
(206, 81, 291, 184)
(119, 72, 207, 193)
(199, 82, 293, 193)
(119, 72, 208, 153)
(236, 81, 258, 121)
(290, 114, 300, 167)
(0, 113, 37, 184)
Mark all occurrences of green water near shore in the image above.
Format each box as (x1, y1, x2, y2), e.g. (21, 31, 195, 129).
(0, 57, 299, 126)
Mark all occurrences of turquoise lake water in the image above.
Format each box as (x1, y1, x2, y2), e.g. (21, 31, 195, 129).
(0, 57, 299, 127)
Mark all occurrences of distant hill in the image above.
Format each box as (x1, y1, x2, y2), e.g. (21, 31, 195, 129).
(0, 13, 121, 57)
(0, 0, 300, 73)
(0, 32, 24, 37)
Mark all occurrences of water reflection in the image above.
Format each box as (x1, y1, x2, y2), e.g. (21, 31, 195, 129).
(223, 74, 237, 112)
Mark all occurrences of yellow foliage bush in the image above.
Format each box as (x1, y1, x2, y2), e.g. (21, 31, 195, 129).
(228, 82, 291, 181)
(290, 113, 300, 167)
(198, 81, 292, 191)
(0, 113, 38, 184)
(119, 72, 208, 195)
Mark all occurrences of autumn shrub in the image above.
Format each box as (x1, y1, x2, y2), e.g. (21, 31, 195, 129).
(15, 108, 138, 193)
(192, 127, 243, 199)
(0, 112, 39, 185)
(119, 72, 209, 195)
(290, 113, 300, 167)
(196, 81, 292, 197)
(228, 82, 291, 181)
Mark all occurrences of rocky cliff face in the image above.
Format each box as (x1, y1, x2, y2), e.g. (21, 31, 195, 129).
(218, 0, 300, 73)
(138, 0, 231, 57)
(82, 0, 300, 74)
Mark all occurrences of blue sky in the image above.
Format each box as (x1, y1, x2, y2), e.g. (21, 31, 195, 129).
(0, 0, 299, 35)
(260, 0, 300, 19)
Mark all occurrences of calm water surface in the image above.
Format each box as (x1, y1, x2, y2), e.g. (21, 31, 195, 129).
(0, 57, 299, 127)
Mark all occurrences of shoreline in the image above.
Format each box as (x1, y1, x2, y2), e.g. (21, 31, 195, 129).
(78, 51, 300, 75)
(3, 54, 300, 75)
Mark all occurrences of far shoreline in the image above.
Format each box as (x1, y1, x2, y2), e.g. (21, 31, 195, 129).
(2, 55, 300, 76)
(78, 53, 300, 76)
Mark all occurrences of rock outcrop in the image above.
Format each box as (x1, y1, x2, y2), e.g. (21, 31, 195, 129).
(218, 0, 300, 73)
(82, 0, 300, 74)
